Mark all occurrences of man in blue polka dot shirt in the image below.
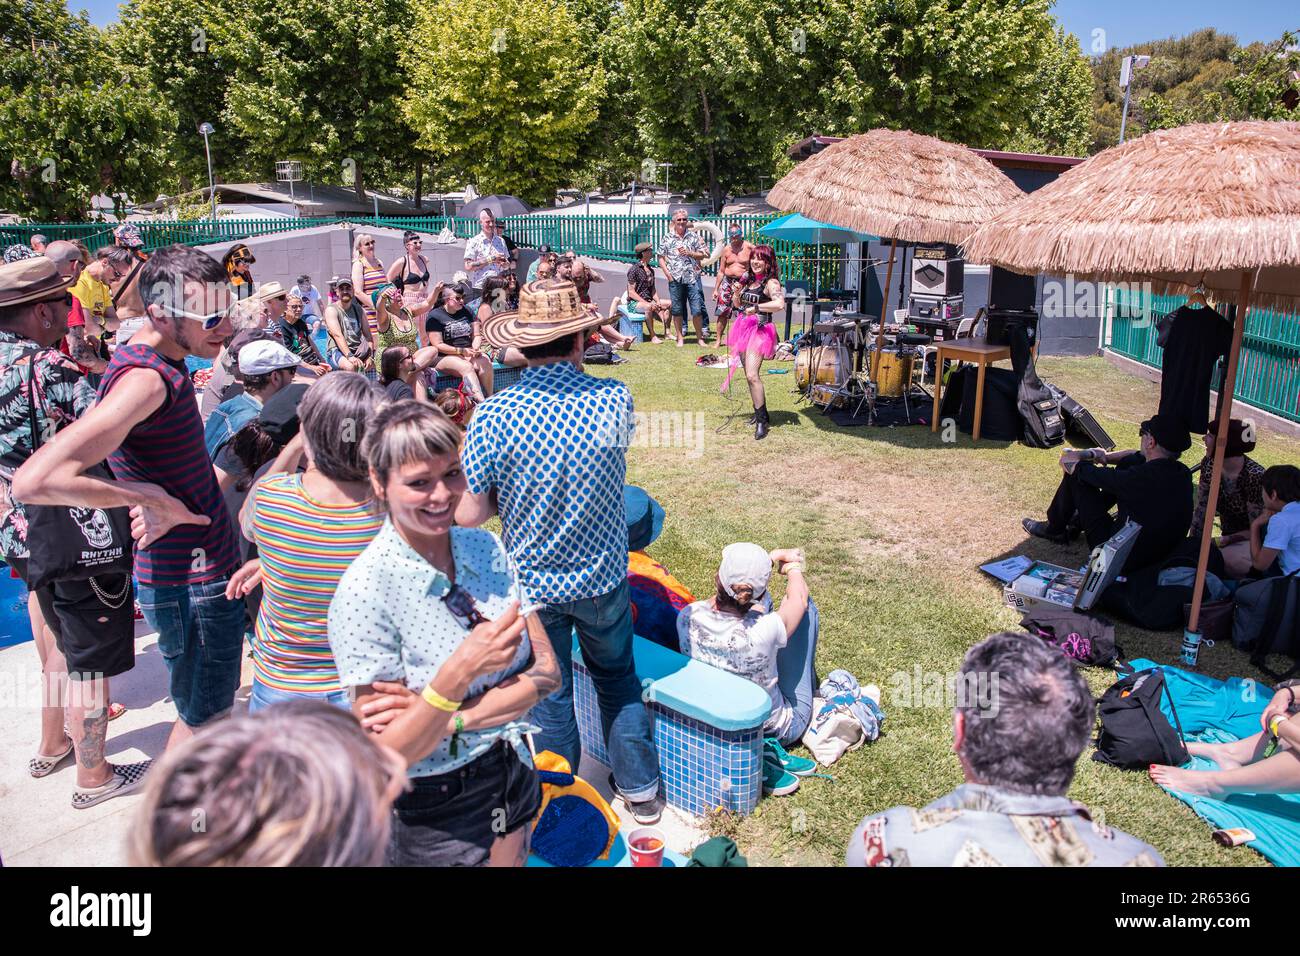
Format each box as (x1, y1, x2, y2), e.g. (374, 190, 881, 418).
(458, 281, 664, 823)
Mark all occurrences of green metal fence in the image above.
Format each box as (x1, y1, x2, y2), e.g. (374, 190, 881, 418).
(2, 213, 846, 287)
(1106, 286, 1300, 423)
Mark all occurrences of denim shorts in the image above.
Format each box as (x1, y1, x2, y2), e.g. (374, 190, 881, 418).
(668, 278, 706, 318)
(385, 741, 541, 867)
(248, 677, 351, 713)
(136, 576, 246, 728)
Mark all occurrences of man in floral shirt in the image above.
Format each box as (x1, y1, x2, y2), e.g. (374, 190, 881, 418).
(656, 208, 710, 346)
(0, 256, 142, 810)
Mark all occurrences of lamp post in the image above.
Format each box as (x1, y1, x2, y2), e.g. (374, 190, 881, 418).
(657, 162, 673, 197)
(1118, 55, 1150, 144)
(198, 122, 216, 220)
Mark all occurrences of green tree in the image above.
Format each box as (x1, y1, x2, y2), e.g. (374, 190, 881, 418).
(793, 0, 1076, 152)
(403, 0, 604, 206)
(1224, 31, 1300, 121)
(617, 0, 809, 210)
(113, 0, 242, 191)
(212, 0, 413, 201)
(0, 0, 173, 219)
(1004, 27, 1093, 156)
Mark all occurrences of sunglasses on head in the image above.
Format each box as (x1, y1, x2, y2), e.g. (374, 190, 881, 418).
(442, 583, 489, 629)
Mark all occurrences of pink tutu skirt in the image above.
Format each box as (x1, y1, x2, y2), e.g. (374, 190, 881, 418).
(727, 312, 776, 359)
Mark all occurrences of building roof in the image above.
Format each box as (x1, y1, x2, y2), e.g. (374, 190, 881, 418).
(786, 134, 1083, 175)
(136, 182, 421, 216)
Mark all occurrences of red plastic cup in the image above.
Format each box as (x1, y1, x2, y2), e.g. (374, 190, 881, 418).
(627, 826, 666, 867)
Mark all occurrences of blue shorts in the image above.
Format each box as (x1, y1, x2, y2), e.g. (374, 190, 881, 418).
(669, 278, 707, 319)
(136, 576, 246, 728)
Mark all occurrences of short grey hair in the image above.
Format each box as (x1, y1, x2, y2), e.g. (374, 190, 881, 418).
(298, 372, 383, 482)
(129, 700, 395, 867)
(225, 299, 263, 332)
(956, 632, 1095, 796)
(362, 400, 463, 493)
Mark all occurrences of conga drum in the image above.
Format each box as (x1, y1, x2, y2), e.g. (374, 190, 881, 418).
(875, 348, 913, 398)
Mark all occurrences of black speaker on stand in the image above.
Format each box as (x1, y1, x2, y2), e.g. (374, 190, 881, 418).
(988, 266, 1037, 312)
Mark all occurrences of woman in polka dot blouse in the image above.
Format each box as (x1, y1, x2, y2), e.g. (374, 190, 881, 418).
(328, 401, 561, 867)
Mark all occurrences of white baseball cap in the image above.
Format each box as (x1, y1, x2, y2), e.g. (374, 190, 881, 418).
(718, 542, 772, 601)
(238, 339, 302, 376)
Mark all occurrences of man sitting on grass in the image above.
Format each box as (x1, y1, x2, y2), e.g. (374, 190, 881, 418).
(1022, 412, 1193, 573)
(847, 632, 1164, 866)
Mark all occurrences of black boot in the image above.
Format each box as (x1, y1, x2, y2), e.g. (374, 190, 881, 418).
(754, 404, 770, 440)
(745, 409, 758, 425)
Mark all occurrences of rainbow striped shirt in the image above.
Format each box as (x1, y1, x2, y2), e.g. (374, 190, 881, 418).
(249, 473, 384, 693)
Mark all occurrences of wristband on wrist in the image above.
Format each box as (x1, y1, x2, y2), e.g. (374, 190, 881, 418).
(421, 685, 462, 712)
(785, 563, 804, 575)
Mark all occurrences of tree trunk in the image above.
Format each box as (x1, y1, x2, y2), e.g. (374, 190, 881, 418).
(699, 87, 720, 213)
(415, 157, 423, 211)
(353, 160, 367, 205)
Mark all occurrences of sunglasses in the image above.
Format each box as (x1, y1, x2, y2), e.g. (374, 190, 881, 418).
(363, 242, 375, 248)
(442, 583, 489, 629)
(408, 239, 423, 246)
(161, 304, 226, 330)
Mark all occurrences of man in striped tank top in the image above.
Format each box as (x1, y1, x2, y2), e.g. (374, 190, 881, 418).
(15, 246, 246, 753)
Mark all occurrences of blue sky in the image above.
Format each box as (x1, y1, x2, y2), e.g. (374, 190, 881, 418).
(1053, 0, 1294, 50)
(71, 0, 1297, 48)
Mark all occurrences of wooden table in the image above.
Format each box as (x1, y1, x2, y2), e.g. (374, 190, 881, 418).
(929, 338, 1013, 442)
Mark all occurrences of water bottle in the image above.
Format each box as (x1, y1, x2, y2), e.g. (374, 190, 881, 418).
(1180, 629, 1202, 668)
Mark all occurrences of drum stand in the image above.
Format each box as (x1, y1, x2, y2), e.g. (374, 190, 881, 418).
(852, 333, 933, 424)
(818, 321, 866, 415)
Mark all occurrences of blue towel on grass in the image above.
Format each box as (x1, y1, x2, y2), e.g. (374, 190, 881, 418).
(1125, 658, 1300, 867)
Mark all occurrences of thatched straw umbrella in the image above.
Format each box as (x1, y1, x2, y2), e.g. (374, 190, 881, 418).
(964, 120, 1300, 644)
(768, 129, 1023, 377)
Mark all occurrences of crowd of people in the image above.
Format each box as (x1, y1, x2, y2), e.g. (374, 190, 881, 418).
(2, 211, 1297, 869)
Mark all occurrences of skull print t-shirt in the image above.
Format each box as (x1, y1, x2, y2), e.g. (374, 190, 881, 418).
(0, 330, 97, 560)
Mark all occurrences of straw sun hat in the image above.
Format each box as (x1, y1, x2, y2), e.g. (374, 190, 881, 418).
(480, 279, 600, 348)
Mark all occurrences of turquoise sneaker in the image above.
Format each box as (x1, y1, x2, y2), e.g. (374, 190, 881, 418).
(762, 752, 800, 796)
(764, 738, 817, 777)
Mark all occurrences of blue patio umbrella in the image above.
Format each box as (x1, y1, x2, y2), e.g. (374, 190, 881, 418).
(758, 213, 877, 297)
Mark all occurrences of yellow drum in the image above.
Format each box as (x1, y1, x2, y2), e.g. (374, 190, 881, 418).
(796, 344, 849, 391)
(875, 348, 913, 399)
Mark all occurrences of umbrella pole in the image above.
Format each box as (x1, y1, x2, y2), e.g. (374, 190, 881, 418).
(1187, 268, 1255, 636)
(871, 238, 897, 380)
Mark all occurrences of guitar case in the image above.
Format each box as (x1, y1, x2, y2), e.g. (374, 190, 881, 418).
(1008, 322, 1065, 448)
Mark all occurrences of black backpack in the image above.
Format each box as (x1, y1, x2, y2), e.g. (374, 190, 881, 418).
(1093, 666, 1188, 770)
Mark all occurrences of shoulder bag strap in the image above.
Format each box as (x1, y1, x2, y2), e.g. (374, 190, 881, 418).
(110, 255, 146, 307)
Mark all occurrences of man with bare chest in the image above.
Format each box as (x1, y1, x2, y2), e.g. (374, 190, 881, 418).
(715, 223, 753, 349)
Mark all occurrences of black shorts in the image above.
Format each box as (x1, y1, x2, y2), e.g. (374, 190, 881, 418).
(385, 741, 541, 867)
(13, 559, 136, 680)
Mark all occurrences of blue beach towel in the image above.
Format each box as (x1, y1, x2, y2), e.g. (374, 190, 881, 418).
(1126, 658, 1300, 867)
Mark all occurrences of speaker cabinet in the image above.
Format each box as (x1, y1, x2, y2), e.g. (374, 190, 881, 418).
(988, 266, 1037, 312)
(911, 244, 964, 297)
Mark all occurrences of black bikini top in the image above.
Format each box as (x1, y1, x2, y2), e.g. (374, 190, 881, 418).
(394, 254, 430, 291)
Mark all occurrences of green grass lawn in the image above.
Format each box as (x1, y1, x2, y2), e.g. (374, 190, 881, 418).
(589, 341, 1300, 867)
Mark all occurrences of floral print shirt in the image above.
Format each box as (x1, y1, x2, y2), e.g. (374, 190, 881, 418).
(0, 331, 96, 559)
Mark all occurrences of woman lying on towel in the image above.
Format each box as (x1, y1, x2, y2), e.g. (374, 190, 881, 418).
(1150, 679, 1300, 796)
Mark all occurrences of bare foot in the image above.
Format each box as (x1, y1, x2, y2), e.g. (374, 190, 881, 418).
(676, 338, 685, 347)
(1186, 740, 1244, 771)
(1149, 763, 1222, 797)
(651, 336, 663, 344)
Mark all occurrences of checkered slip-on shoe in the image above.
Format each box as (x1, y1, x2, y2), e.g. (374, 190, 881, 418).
(28, 741, 74, 778)
(71, 760, 152, 810)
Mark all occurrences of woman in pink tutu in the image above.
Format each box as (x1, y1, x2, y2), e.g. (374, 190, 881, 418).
(725, 244, 784, 440)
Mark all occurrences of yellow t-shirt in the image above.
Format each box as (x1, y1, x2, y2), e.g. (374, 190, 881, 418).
(70, 271, 112, 329)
